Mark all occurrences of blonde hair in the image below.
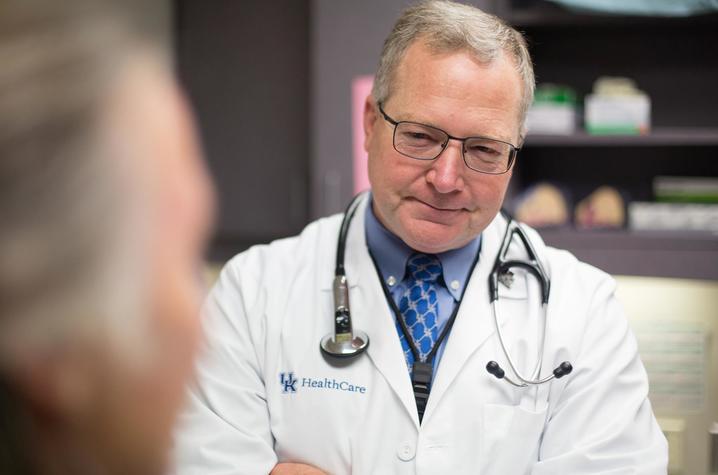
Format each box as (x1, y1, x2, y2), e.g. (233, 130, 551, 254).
(0, 0, 160, 366)
(372, 0, 535, 131)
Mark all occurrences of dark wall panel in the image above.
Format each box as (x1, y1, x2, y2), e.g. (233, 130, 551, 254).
(177, 1, 310, 259)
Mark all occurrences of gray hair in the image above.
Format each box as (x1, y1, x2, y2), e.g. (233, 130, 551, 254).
(0, 0, 162, 366)
(372, 0, 535, 133)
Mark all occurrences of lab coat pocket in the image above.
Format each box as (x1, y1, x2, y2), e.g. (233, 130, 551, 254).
(480, 403, 546, 474)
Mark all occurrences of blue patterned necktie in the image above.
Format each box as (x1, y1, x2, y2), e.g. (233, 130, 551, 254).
(397, 253, 442, 374)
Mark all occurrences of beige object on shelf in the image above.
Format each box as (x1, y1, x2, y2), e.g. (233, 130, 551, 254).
(585, 77, 651, 135)
(515, 183, 569, 227)
(575, 186, 626, 229)
(594, 77, 641, 96)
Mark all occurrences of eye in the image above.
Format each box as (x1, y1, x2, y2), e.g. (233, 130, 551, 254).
(465, 139, 507, 163)
(407, 131, 435, 141)
(469, 144, 501, 156)
(396, 124, 444, 148)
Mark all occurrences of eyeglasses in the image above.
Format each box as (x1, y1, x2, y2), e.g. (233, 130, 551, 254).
(378, 104, 519, 175)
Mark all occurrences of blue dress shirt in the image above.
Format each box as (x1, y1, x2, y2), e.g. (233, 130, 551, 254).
(364, 198, 481, 379)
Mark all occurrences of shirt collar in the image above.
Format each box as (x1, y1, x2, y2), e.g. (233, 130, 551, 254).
(364, 195, 481, 301)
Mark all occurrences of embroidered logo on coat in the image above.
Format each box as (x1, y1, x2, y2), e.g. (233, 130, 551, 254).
(278, 371, 367, 394)
(279, 372, 298, 393)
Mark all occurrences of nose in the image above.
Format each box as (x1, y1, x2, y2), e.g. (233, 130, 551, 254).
(426, 139, 465, 193)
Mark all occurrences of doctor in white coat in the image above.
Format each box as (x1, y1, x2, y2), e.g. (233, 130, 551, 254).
(174, 1, 667, 474)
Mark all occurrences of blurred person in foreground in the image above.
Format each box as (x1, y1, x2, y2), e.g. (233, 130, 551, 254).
(0, 1, 215, 474)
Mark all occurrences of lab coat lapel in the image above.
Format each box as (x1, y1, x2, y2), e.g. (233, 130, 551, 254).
(423, 214, 510, 420)
(343, 196, 421, 429)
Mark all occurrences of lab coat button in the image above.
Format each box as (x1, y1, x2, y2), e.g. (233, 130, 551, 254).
(397, 441, 415, 461)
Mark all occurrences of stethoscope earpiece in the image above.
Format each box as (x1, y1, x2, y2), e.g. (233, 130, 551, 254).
(553, 361, 573, 379)
(485, 359, 574, 387)
(486, 361, 505, 379)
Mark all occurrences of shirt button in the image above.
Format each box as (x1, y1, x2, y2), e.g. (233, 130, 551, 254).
(450, 279, 460, 290)
(387, 275, 397, 287)
(397, 441, 415, 461)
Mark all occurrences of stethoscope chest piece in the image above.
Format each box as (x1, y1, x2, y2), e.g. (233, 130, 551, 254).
(320, 273, 370, 358)
(320, 274, 370, 357)
(320, 194, 371, 359)
(320, 330, 369, 358)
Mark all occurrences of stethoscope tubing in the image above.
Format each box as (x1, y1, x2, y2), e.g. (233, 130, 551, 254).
(492, 300, 553, 387)
(487, 217, 572, 386)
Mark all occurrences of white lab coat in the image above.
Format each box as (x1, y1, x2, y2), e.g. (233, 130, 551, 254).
(174, 196, 667, 475)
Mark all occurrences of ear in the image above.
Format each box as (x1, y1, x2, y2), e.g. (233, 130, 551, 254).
(363, 95, 379, 153)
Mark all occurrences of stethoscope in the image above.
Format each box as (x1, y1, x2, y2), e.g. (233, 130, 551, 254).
(320, 194, 572, 396)
(485, 216, 573, 387)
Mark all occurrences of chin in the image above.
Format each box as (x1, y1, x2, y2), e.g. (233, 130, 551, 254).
(400, 221, 467, 254)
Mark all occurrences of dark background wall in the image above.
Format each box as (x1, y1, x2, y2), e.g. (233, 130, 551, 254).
(310, 0, 406, 219)
(176, 1, 310, 260)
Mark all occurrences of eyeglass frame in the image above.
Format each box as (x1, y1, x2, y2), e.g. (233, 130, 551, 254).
(377, 103, 520, 175)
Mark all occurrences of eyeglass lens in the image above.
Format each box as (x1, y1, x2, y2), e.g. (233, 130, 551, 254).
(393, 121, 513, 174)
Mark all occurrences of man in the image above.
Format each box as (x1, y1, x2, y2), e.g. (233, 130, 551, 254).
(0, 1, 215, 473)
(174, 1, 667, 474)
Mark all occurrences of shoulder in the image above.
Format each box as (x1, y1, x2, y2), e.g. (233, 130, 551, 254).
(516, 225, 630, 357)
(543, 246, 616, 303)
(516, 222, 617, 303)
(218, 213, 343, 293)
(204, 214, 345, 346)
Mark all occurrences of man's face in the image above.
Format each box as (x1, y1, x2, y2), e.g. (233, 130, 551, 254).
(364, 40, 523, 253)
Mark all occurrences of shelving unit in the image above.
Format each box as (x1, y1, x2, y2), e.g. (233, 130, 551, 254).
(176, 0, 311, 262)
(525, 128, 718, 147)
(495, 0, 718, 280)
(539, 228, 718, 280)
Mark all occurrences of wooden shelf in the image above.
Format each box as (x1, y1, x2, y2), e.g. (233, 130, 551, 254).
(538, 228, 718, 280)
(523, 128, 718, 147)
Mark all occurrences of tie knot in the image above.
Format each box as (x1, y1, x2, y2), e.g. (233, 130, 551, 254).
(406, 253, 442, 283)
